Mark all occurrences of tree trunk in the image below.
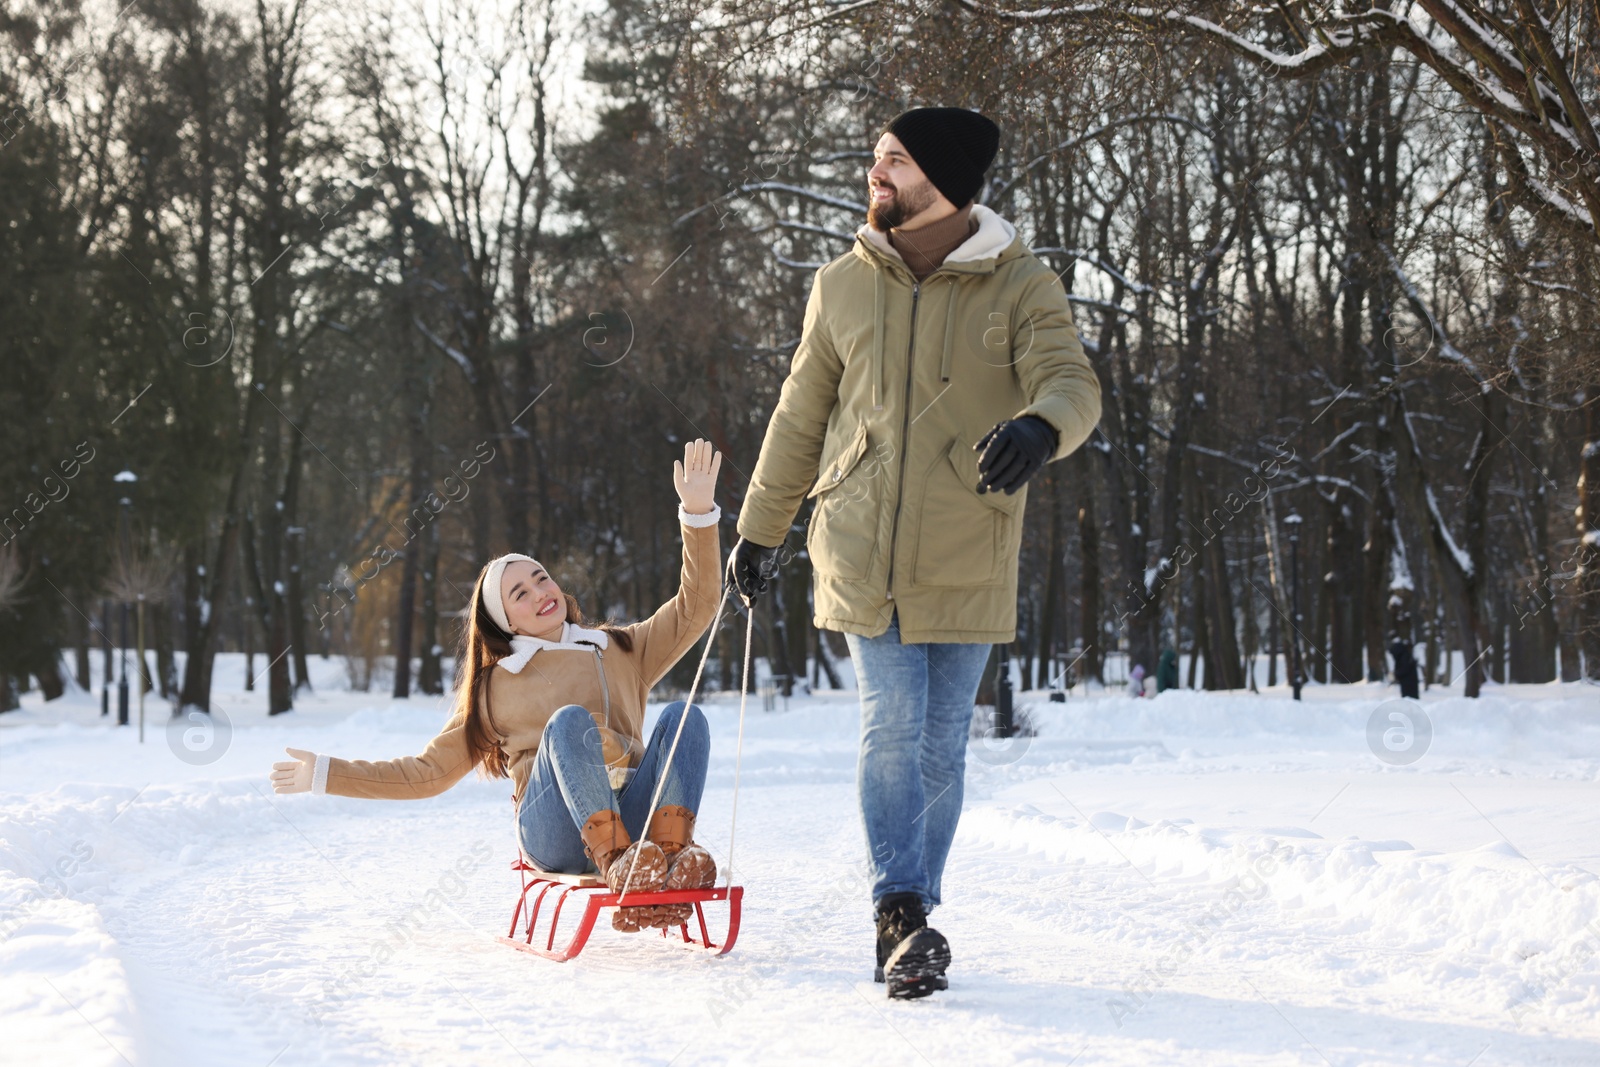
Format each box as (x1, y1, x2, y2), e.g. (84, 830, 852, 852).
(812, 623, 842, 689)
(74, 605, 90, 690)
(1311, 531, 1330, 685)
(179, 512, 241, 713)
(285, 528, 310, 693)
(1559, 588, 1583, 682)
(1507, 407, 1557, 683)
(242, 579, 254, 692)
(1242, 524, 1259, 692)
(784, 554, 809, 695)
(154, 604, 177, 698)
(1035, 471, 1063, 690)
(418, 520, 443, 695)
(1362, 490, 1393, 681)
(1186, 568, 1203, 689)
(1580, 396, 1600, 681)
(1197, 484, 1243, 690)
(178, 376, 266, 713)
(241, 509, 293, 715)
(392, 437, 428, 700)
(1266, 584, 1280, 688)
(1324, 493, 1364, 684)
(1076, 451, 1103, 684)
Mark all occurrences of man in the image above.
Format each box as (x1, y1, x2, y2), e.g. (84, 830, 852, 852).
(730, 107, 1101, 998)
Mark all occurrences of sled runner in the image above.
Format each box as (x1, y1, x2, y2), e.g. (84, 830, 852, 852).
(497, 857, 744, 961)
(498, 585, 753, 963)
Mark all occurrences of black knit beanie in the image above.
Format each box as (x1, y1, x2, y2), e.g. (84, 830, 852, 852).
(883, 107, 1001, 208)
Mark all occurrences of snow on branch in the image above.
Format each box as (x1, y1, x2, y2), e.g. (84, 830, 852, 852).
(1032, 247, 1153, 294)
(412, 317, 476, 384)
(989, 113, 1211, 202)
(1187, 442, 1265, 472)
(1312, 474, 1372, 504)
(1522, 169, 1596, 228)
(771, 244, 830, 271)
(957, 1, 1599, 237)
(953, 1, 1405, 75)
(1425, 483, 1476, 578)
(1065, 293, 1138, 318)
(1308, 421, 1368, 464)
(775, 219, 855, 243)
(1377, 242, 1483, 381)
(675, 183, 866, 229)
(738, 182, 867, 214)
(1389, 519, 1414, 592)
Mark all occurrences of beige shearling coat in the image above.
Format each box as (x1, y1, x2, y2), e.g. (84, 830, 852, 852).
(322, 519, 721, 803)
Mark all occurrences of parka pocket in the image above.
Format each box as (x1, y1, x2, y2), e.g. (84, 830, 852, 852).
(911, 436, 1025, 587)
(805, 424, 879, 581)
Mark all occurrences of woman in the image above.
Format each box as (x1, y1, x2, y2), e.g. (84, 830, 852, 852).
(271, 440, 725, 932)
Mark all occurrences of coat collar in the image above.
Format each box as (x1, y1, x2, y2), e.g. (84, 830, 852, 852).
(497, 621, 611, 674)
(853, 203, 1019, 277)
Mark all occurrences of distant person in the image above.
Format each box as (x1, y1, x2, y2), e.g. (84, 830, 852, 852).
(1156, 648, 1179, 693)
(270, 442, 724, 933)
(1389, 638, 1420, 700)
(727, 106, 1102, 998)
(1127, 663, 1147, 698)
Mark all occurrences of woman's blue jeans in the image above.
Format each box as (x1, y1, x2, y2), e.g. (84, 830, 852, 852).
(517, 701, 709, 873)
(844, 613, 991, 910)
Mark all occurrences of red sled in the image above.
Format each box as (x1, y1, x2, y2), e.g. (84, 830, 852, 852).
(497, 857, 744, 962)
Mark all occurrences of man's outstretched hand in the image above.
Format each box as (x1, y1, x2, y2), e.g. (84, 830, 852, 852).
(729, 537, 781, 603)
(974, 416, 1057, 495)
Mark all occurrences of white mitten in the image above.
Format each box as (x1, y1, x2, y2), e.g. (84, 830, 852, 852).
(270, 747, 329, 794)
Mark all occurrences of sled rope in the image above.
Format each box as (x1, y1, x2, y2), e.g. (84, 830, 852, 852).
(618, 582, 747, 901)
(726, 592, 753, 889)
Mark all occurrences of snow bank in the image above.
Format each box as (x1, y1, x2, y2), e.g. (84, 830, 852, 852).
(1015, 688, 1600, 744)
(958, 802, 1600, 1024)
(0, 788, 137, 1066)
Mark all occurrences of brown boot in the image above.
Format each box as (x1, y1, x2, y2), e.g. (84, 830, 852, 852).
(642, 806, 718, 929)
(579, 810, 629, 874)
(579, 810, 668, 933)
(605, 841, 669, 932)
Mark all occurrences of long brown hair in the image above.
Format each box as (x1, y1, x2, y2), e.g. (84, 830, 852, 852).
(448, 563, 633, 779)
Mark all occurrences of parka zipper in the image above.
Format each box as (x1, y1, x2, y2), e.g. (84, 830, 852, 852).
(883, 280, 921, 600)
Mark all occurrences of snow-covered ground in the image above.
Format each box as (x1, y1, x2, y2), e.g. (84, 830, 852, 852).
(2, 654, 1597, 1066)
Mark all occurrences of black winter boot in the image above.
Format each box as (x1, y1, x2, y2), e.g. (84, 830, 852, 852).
(872, 892, 950, 999)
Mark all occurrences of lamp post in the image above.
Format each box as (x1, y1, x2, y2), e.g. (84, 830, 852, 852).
(1285, 512, 1303, 702)
(114, 469, 137, 726)
(100, 598, 111, 716)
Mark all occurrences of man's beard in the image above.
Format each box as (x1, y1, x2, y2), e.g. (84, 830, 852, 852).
(867, 179, 938, 232)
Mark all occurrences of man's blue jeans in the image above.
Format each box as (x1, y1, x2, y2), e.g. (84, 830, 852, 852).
(844, 613, 991, 910)
(517, 701, 709, 873)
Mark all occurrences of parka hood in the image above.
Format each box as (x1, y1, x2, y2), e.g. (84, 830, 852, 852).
(852, 203, 1019, 275)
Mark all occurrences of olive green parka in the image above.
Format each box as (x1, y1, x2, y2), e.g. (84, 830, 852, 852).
(736, 204, 1101, 643)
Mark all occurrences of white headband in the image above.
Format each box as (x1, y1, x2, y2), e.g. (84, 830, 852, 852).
(481, 553, 541, 636)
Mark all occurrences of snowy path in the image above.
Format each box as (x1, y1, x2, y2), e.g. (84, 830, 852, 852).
(3, 666, 1598, 1065)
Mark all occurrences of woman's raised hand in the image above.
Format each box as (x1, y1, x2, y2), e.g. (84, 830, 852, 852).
(270, 747, 316, 794)
(673, 439, 722, 515)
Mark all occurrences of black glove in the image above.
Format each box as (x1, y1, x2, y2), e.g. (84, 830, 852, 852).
(974, 415, 1058, 495)
(728, 537, 781, 603)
